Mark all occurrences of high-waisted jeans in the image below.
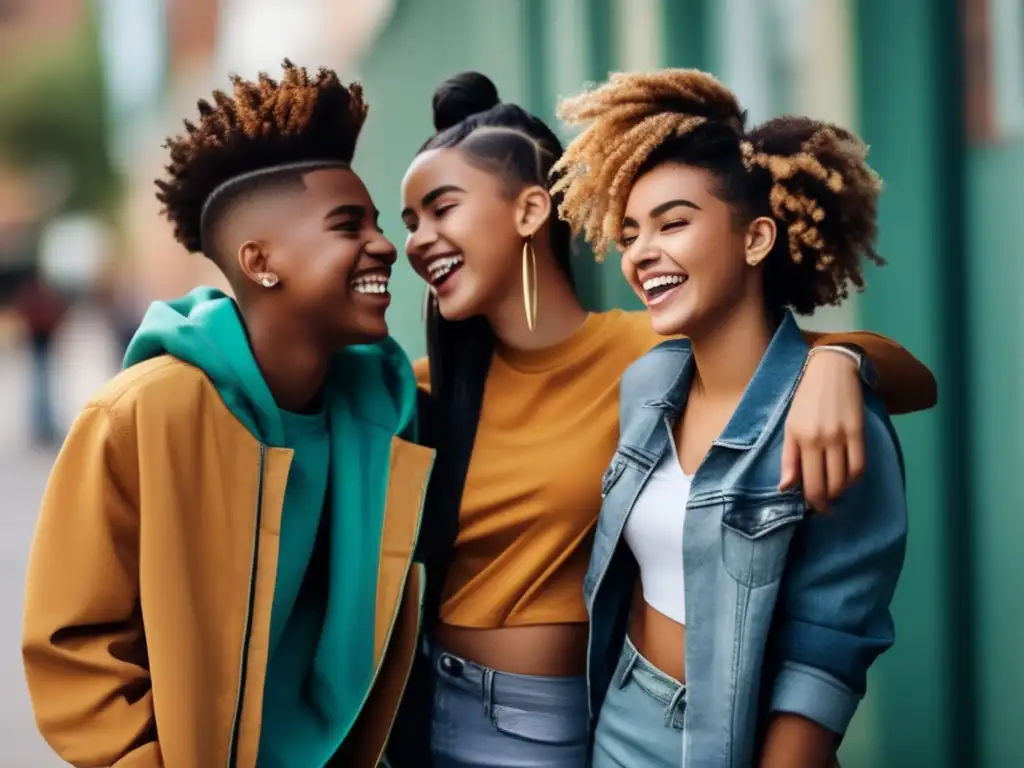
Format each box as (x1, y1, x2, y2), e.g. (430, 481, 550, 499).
(429, 644, 589, 768)
(591, 636, 687, 767)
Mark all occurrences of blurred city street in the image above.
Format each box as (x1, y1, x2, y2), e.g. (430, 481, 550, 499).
(0, 308, 118, 767)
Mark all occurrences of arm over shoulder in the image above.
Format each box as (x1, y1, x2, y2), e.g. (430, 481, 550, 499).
(804, 330, 937, 415)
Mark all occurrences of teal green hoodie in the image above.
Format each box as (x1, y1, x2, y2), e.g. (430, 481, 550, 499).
(124, 286, 419, 767)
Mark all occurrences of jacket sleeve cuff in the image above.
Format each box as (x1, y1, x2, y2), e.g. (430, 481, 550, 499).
(770, 661, 862, 736)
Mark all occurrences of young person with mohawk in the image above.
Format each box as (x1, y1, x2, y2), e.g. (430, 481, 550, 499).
(22, 60, 433, 768)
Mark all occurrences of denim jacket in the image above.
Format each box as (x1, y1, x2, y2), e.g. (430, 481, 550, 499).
(583, 312, 908, 767)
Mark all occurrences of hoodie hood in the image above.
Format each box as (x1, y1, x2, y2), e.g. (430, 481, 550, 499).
(124, 287, 417, 447)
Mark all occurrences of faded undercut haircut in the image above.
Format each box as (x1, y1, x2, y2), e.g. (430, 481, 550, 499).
(156, 59, 368, 260)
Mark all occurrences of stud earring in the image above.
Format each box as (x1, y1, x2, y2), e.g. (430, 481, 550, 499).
(258, 273, 279, 288)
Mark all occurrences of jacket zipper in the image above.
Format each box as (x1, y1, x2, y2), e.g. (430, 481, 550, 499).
(226, 443, 267, 767)
(371, 454, 434, 765)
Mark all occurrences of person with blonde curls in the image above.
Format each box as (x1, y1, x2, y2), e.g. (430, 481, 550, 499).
(388, 71, 933, 768)
(550, 69, 910, 767)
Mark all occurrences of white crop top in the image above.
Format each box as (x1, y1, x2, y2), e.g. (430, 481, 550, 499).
(622, 440, 692, 625)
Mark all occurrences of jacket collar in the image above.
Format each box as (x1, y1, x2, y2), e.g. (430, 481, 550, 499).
(644, 311, 809, 449)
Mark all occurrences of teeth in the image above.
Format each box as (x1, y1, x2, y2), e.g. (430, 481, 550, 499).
(352, 276, 389, 294)
(426, 255, 463, 283)
(642, 275, 685, 292)
(353, 283, 387, 294)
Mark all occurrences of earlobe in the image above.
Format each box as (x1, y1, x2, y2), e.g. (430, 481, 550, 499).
(515, 185, 553, 238)
(745, 217, 777, 267)
(237, 240, 272, 286)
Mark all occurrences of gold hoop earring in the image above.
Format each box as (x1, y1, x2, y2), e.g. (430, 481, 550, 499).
(522, 237, 538, 331)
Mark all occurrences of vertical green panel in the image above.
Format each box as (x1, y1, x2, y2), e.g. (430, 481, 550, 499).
(586, 0, 616, 80)
(661, 0, 710, 71)
(522, 0, 555, 125)
(968, 140, 1024, 766)
(854, 0, 960, 765)
(520, 0, 605, 311)
(582, 0, 617, 310)
(353, 0, 528, 358)
(582, 0, 643, 310)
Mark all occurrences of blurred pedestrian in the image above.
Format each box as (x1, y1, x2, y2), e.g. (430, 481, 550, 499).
(10, 272, 68, 445)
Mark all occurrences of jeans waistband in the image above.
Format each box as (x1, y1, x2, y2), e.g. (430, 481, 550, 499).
(616, 636, 686, 724)
(431, 644, 587, 713)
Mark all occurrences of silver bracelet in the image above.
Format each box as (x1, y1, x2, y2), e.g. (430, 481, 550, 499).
(807, 344, 863, 368)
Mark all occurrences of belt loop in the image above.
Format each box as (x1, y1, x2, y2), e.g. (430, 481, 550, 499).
(664, 683, 686, 726)
(616, 645, 639, 689)
(482, 668, 495, 717)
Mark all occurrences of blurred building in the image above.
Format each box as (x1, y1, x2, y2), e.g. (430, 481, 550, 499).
(0, 0, 89, 290)
(109, 1, 1019, 765)
(0, 0, 85, 59)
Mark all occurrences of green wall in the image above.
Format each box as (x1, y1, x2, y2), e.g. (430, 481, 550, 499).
(968, 138, 1024, 766)
(858, 1, 1024, 766)
(855, 1, 959, 765)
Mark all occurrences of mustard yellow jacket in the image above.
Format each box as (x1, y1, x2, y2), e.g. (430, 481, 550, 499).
(22, 356, 434, 767)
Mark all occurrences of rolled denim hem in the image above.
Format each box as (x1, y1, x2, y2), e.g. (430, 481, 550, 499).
(770, 660, 861, 735)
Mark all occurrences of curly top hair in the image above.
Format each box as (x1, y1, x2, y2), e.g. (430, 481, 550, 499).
(155, 59, 368, 256)
(551, 69, 885, 314)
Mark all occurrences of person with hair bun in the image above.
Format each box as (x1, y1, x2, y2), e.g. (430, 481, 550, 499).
(392, 71, 931, 768)
(552, 69, 909, 767)
(22, 61, 433, 767)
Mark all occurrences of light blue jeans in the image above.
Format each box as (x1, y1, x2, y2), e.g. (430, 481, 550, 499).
(591, 637, 687, 767)
(429, 645, 589, 767)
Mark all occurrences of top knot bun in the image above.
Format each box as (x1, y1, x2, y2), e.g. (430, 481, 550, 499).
(432, 71, 500, 132)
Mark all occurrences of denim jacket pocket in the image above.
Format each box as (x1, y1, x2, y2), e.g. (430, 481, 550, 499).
(490, 702, 589, 746)
(720, 495, 806, 588)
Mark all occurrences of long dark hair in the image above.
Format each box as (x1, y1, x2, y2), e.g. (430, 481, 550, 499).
(389, 71, 576, 768)
(416, 71, 575, 626)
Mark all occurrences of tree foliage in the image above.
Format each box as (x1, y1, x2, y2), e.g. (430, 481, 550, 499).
(0, 12, 118, 214)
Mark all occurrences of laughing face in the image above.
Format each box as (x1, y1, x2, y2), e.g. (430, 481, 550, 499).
(253, 167, 398, 345)
(400, 148, 526, 321)
(619, 162, 770, 339)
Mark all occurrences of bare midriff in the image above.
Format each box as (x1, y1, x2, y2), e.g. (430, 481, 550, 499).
(435, 622, 590, 677)
(627, 581, 686, 684)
